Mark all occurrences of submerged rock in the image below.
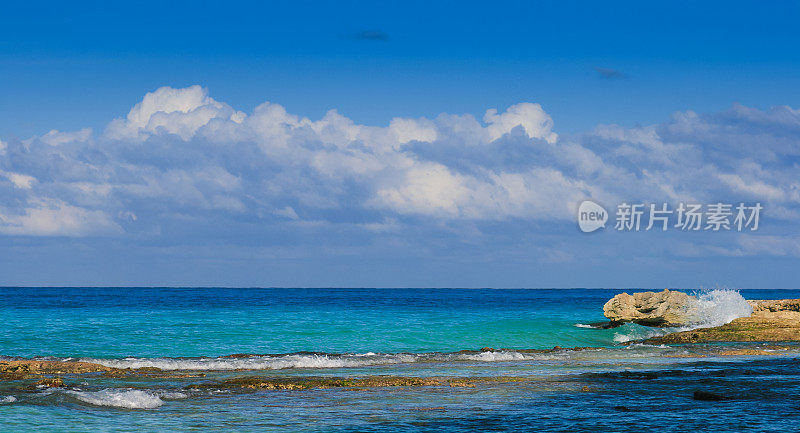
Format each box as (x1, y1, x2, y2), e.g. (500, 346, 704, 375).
(34, 377, 64, 388)
(603, 289, 695, 327)
(693, 390, 725, 401)
(198, 375, 529, 391)
(587, 321, 626, 329)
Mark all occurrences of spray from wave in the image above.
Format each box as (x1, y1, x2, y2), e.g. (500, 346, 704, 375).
(685, 289, 753, 328)
(612, 289, 752, 343)
(66, 389, 163, 409)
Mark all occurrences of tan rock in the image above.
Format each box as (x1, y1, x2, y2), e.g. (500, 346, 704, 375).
(748, 299, 800, 313)
(603, 289, 695, 327)
(645, 302, 800, 344)
(0, 360, 112, 376)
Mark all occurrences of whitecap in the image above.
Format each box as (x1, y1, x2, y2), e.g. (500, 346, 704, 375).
(613, 324, 674, 343)
(157, 391, 188, 399)
(1, 396, 17, 403)
(86, 353, 417, 370)
(67, 389, 163, 409)
(452, 351, 528, 362)
(83, 350, 549, 371)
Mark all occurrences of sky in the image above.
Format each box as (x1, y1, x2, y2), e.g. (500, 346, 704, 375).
(0, 0, 799, 287)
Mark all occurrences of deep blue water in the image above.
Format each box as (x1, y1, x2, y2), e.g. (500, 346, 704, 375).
(2, 288, 800, 432)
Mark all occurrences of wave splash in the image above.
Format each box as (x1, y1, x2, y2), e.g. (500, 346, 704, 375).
(612, 289, 752, 342)
(687, 289, 753, 328)
(67, 389, 163, 409)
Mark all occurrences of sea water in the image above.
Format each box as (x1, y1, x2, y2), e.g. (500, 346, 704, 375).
(1, 288, 800, 432)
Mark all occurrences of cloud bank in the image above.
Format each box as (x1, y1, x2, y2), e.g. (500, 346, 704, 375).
(1, 86, 798, 262)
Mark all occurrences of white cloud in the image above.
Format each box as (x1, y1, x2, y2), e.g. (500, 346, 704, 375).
(105, 85, 245, 141)
(0, 199, 121, 237)
(1, 170, 36, 189)
(736, 235, 800, 257)
(389, 117, 438, 144)
(0, 85, 798, 254)
(39, 128, 93, 146)
(484, 103, 557, 143)
(273, 206, 299, 220)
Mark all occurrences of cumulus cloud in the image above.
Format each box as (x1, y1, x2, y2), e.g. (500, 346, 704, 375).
(484, 102, 557, 143)
(0, 85, 798, 262)
(105, 85, 245, 141)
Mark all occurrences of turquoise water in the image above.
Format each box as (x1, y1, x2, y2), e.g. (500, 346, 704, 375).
(0, 288, 634, 357)
(3, 288, 800, 431)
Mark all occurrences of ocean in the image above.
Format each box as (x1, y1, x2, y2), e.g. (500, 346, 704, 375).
(2, 288, 800, 432)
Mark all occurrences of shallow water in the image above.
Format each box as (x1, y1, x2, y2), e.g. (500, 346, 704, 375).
(2, 288, 800, 431)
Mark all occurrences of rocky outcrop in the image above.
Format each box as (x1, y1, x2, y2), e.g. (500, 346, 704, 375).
(0, 359, 203, 381)
(748, 299, 800, 313)
(0, 360, 113, 379)
(34, 377, 64, 388)
(603, 289, 695, 327)
(646, 299, 800, 344)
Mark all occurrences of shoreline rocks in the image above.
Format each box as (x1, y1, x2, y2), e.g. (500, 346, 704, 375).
(644, 298, 800, 344)
(602, 289, 800, 343)
(603, 289, 696, 327)
(0, 360, 113, 379)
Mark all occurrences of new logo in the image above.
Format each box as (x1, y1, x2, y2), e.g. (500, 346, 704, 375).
(578, 200, 608, 233)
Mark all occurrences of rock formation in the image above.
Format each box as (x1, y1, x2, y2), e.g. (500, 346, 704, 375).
(603, 289, 695, 327)
(646, 299, 800, 344)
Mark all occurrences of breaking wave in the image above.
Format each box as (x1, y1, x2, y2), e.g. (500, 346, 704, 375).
(84, 350, 539, 371)
(687, 289, 753, 328)
(612, 325, 673, 343)
(66, 389, 163, 409)
(610, 289, 752, 343)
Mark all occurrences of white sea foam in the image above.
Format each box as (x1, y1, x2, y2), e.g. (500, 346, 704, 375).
(686, 289, 752, 328)
(87, 353, 415, 370)
(0, 396, 17, 403)
(574, 323, 595, 329)
(455, 351, 528, 362)
(613, 325, 673, 343)
(157, 391, 188, 399)
(84, 350, 545, 371)
(67, 389, 163, 409)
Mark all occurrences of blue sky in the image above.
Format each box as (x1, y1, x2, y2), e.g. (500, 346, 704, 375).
(1, 1, 799, 287)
